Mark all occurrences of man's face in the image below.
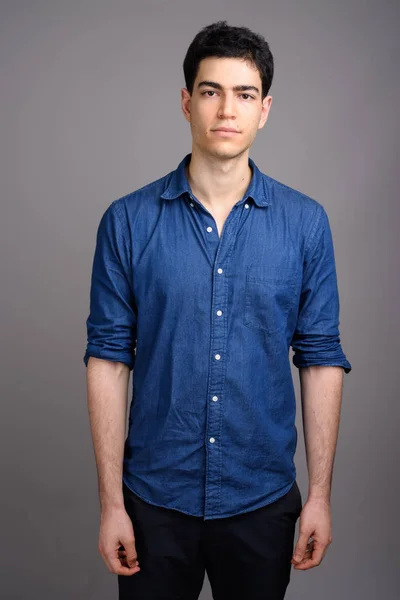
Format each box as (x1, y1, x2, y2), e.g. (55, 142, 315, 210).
(181, 57, 272, 160)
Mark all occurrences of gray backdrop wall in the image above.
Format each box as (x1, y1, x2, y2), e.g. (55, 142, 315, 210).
(1, 0, 399, 598)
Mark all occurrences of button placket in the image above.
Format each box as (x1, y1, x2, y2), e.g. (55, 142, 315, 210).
(204, 206, 241, 517)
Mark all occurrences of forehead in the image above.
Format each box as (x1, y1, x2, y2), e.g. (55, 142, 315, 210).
(195, 57, 261, 86)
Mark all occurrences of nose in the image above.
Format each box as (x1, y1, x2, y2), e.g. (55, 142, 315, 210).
(217, 93, 236, 120)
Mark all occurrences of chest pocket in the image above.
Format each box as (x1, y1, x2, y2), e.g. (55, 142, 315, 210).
(244, 264, 299, 335)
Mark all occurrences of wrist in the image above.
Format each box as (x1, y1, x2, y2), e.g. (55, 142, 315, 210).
(99, 489, 125, 512)
(308, 487, 331, 503)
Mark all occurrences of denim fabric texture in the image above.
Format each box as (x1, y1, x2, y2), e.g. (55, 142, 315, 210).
(83, 153, 352, 520)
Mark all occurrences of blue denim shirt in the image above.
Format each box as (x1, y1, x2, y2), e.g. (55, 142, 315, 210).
(84, 153, 352, 520)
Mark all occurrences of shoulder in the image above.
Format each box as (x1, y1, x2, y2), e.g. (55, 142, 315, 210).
(107, 168, 175, 230)
(264, 171, 325, 213)
(114, 170, 173, 210)
(261, 171, 328, 239)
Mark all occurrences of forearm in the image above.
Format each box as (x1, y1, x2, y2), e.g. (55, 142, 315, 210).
(86, 357, 130, 511)
(299, 365, 344, 502)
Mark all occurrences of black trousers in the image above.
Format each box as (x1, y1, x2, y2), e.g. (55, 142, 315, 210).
(118, 480, 302, 600)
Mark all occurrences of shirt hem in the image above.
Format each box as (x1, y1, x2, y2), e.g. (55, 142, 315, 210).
(122, 475, 296, 520)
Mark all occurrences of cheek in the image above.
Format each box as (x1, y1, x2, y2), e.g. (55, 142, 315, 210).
(245, 117, 262, 136)
(191, 108, 211, 130)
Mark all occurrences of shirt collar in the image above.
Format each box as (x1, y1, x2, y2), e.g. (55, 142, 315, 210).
(160, 153, 271, 207)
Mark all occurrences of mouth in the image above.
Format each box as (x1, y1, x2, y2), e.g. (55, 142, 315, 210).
(212, 128, 240, 136)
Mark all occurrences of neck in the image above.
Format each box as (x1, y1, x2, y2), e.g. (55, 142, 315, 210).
(185, 147, 252, 211)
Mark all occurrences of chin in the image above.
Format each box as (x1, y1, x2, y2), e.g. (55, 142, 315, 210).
(205, 144, 248, 160)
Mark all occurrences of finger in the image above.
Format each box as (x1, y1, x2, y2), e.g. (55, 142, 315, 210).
(102, 543, 141, 575)
(120, 557, 140, 570)
(293, 544, 326, 570)
(108, 556, 141, 575)
(120, 537, 139, 568)
(292, 530, 313, 563)
(291, 547, 312, 566)
(118, 551, 140, 568)
(118, 549, 139, 561)
(117, 548, 140, 569)
(292, 557, 314, 570)
(307, 541, 325, 566)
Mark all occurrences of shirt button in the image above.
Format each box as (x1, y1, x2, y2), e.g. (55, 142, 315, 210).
(190, 202, 194, 207)
(212, 395, 218, 401)
(216, 310, 222, 316)
(244, 203, 249, 209)
(206, 226, 213, 232)
(209, 437, 216, 443)
(217, 268, 223, 274)
(215, 354, 221, 360)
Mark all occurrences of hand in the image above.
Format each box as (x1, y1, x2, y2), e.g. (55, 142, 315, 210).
(98, 506, 141, 576)
(291, 496, 332, 570)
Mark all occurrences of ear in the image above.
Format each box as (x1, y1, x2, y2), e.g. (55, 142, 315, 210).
(258, 95, 272, 130)
(181, 88, 191, 124)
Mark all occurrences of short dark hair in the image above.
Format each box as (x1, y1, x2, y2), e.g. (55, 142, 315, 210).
(183, 21, 274, 100)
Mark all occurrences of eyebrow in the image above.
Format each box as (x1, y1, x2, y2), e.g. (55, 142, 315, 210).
(197, 80, 260, 95)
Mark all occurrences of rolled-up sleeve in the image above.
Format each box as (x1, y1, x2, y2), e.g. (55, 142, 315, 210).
(291, 204, 352, 374)
(83, 200, 136, 370)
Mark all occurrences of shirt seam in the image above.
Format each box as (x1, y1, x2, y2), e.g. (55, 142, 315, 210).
(304, 204, 324, 259)
(110, 199, 135, 296)
(112, 199, 129, 248)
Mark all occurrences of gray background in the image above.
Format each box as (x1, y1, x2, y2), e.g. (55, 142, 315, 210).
(1, 0, 399, 598)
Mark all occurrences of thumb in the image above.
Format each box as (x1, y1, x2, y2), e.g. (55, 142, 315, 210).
(122, 536, 139, 567)
(293, 529, 310, 563)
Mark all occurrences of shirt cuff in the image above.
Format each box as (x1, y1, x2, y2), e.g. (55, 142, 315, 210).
(292, 352, 352, 373)
(83, 348, 134, 370)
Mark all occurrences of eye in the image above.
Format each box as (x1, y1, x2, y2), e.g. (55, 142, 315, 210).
(201, 91, 255, 100)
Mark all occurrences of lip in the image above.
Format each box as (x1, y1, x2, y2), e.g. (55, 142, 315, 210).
(212, 128, 240, 137)
(213, 128, 239, 133)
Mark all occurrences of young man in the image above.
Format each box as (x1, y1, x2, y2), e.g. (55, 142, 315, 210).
(84, 20, 352, 600)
